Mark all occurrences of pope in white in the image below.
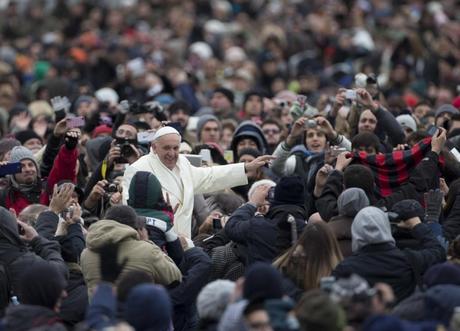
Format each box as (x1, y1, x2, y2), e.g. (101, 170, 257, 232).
(123, 126, 273, 238)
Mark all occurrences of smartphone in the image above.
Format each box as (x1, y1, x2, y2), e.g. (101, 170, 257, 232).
(137, 131, 157, 144)
(330, 147, 347, 157)
(451, 147, 460, 162)
(427, 125, 438, 136)
(199, 149, 212, 163)
(0, 162, 22, 177)
(67, 116, 85, 128)
(184, 154, 202, 167)
(212, 218, 222, 230)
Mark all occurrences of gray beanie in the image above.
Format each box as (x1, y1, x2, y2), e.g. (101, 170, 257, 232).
(338, 188, 370, 218)
(9, 146, 38, 170)
(196, 114, 221, 141)
(435, 104, 458, 118)
(197, 280, 235, 321)
(351, 206, 395, 252)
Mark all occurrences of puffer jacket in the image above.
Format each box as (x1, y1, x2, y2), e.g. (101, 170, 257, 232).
(80, 219, 182, 297)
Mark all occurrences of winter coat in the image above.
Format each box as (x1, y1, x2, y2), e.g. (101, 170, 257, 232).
(123, 152, 248, 237)
(34, 211, 88, 327)
(333, 223, 446, 302)
(225, 203, 306, 265)
(1, 305, 66, 331)
(80, 219, 182, 297)
(3, 145, 78, 214)
(170, 247, 212, 331)
(0, 208, 68, 304)
(327, 215, 353, 257)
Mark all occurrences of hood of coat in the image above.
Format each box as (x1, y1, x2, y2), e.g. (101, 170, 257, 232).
(351, 206, 395, 252)
(127, 171, 173, 223)
(0, 206, 24, 248)
(230, 120, 268, 156)
(86, 220, 138, 251)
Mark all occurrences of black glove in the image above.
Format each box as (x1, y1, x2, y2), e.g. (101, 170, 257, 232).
(64, 132, 78, 150)
(390, 199, 424, 222)
(97, 243, 127, 283)
(424, 189, 444, 223)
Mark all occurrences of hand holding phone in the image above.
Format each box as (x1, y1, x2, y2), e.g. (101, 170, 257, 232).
(67, 116, 85, 129)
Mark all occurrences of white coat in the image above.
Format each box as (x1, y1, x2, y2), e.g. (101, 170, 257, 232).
(123, 153, 248, 237)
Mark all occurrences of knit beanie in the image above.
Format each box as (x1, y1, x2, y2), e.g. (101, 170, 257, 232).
(237, 147, 262, 161)
(337, 188, 369, 217)
(18, 262, 67, 309)
(396, 114, 417, 132)
(272, 176, 305, 207)
(243, 262, 283, 301)
(15, 130, 42, 145)
(213, 87, 235, 105)
(197, 280, 236, 321)
(196, 114, 221, 141)
(9, 146, 38, 170)
(435, 104, 458, 118)
(124, 284, 172, 331)
(424, 285, 460, 326)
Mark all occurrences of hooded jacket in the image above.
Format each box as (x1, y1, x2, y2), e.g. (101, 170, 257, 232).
(80, 220, 182, 297)
(127, 171, 173, 223)
(328, 188, 369, 257)
(230, 121, 268, 157)
(333, 207, 445, 302)
(0, 207, 68, 312)
(1, 305, 66, 331)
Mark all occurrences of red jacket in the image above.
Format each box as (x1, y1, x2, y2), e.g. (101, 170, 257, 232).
(4, 146, 78, 214)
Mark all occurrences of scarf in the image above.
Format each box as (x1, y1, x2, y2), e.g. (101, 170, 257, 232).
(350, 137, 442, 197)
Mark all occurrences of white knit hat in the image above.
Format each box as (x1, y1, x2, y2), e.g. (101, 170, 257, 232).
(197, 280, 236, 320)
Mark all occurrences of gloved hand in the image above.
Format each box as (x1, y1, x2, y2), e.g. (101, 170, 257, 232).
(145, 217, 177, 242)
(64, 130, 80, 150)
(424, 189, 444, 223)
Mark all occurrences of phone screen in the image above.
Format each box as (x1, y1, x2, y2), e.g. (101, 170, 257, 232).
(0, 162, 22, 177)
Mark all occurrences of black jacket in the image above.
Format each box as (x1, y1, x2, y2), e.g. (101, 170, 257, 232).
(332, 223, 445, 302)
(225, 203, 306, 265)
(316, 151, 441, 222)
(170, 247, 212, 331)
(442, 194, 460, 241)
(1, 304, 67, 331)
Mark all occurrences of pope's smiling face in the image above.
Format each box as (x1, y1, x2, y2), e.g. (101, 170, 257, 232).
(152, 134, 181, 170)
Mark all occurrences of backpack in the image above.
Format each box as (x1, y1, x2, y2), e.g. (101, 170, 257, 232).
(0, 250, 25, 316)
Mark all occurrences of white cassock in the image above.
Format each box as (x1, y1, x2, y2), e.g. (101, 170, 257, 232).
(122, 152, 248, 238)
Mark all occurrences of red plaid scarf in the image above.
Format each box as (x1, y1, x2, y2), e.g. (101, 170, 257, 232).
(350, 137, 438, 197)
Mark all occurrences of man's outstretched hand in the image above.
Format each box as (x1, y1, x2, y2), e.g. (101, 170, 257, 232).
(244, 155, 276, 173)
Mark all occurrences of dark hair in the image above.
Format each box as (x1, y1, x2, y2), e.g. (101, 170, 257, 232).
(406, 131, 430, 146)
(168, 100, 192, 115)
(192, 144, 227, 165)
(351, 132, 380, 153)
(117, 270, 153, 302)
(104, 205, 138, 230)
(262, 118, 284, 131)
(343, 165, 375, 201)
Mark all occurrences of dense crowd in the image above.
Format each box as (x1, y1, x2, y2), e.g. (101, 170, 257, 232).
(0, 0, 459, 330)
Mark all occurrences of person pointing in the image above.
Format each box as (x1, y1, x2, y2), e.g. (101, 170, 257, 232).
(123, 125, 274, 238)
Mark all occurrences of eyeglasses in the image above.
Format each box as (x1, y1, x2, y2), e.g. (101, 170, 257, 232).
(263, 129, 280, 135)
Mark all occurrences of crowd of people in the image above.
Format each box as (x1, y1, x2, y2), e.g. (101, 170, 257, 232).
(0, 0, 459, 330)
